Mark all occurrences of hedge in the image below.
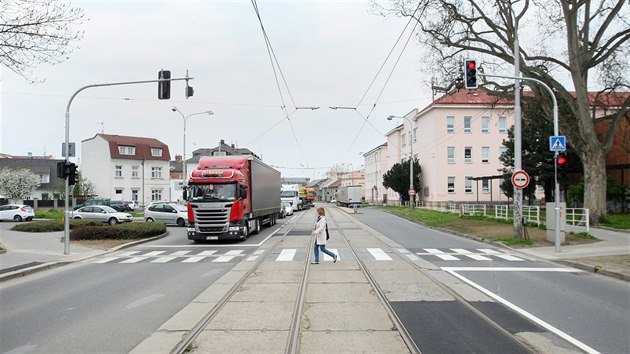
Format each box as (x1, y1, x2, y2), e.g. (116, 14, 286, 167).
(11, 220, 167, 241)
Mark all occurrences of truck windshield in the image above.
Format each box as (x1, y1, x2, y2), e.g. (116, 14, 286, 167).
(281, 191, 297, 198)
(189, 183, 237, 202)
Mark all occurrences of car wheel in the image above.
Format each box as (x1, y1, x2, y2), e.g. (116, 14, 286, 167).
(146, 218, 154, 222)
(13, 215, 23, 222)
(176, 218, 186, 227)
(74, 216, 81, 219)
(108, 218, 118, 225)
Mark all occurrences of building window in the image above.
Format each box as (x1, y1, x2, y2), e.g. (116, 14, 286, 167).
(151, 148, 163, 157)
(132, 166, 139, 178)
(499, 116, 507, 133)
(423, 186, 429, 197)
(151, 167, 162, 178)
(464, 147, 472, 164)
(464, 116, 472, 133)
(482, 147, 490, 163)
(482, 179, 490, 193)
(151, 189, 162, 201)
(481, 116, 490, 133)
(118, 145, 136, 155)
(132, 190, 139, 201)
(115, 189, 123, 195)
(448, 177, 455, 193)
(115, 165, 122, 177)
(465, 176, 472, 193)
(413, 127, 417, 143)
(447, 146, 455, 164)
(447, 116, 455, 133)
(401, 133, 406, 147)
(39, 173, 50, 183)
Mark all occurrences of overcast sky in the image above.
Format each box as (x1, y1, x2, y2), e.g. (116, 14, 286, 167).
(1, 0, 432, 179)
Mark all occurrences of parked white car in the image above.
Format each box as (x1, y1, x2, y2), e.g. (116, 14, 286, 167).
(126, 200, 138, 211)
(144, 202, 188, 227)
(72, 205, 133, 225)
(0, 204, 35, 222)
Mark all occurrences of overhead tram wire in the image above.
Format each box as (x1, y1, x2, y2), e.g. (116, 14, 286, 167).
(251, 0, 309, 167)
(340, 1, 424, 161)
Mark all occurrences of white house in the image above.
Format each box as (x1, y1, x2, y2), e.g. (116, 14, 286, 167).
(81, 134, 172, 206)
(362, 143, 388, 204)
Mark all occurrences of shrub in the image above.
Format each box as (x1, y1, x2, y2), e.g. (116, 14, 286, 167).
(11, 219, 104, 232)
(69, 222, 166, 240)
(71, 226, 120, 240)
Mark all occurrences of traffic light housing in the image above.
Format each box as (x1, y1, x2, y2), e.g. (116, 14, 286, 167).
(557, 153, 568, 183)
(158, 70, 171, 100)
(464, 59, 478, 89)
(185, 82, 194, 99)
(68, 162, 79, 186)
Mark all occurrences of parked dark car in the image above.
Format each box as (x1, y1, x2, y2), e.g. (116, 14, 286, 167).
(74, 198, 110, 210)
(110, 200, 132, 212)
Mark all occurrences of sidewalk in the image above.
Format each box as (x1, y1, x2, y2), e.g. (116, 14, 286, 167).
(517, 225, 630, 281)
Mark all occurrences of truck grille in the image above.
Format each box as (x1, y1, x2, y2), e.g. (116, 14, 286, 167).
(192, 203, 231, 234)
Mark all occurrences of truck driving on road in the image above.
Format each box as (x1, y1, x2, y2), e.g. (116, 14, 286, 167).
(185, 155, 281, 242)
(281, 184, 302, 211)
(338, 185, 363, 207)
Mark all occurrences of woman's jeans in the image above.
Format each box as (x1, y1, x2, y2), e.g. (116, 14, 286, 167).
(314, 241, 336, 262)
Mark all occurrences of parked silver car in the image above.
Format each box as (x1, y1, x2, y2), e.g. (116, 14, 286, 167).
(144, 202, 188, 227)
(72, 205, 133, 225)
(0, 204, 35, 222)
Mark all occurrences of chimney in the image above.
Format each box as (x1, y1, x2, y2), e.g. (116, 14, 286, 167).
(28, 152, 33, 158)
(231, 144, 235, 148)
(175, 155, 182, 162)
(220, 139, 225, 146)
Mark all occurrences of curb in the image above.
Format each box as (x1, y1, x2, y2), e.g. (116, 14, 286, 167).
(0, 232, 168, 283)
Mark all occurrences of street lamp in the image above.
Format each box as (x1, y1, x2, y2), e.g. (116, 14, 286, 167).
(387, 115, 415, 208)
(172, 107, 214, 185)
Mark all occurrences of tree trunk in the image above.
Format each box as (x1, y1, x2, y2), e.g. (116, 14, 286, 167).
(580, 147, 607, 223)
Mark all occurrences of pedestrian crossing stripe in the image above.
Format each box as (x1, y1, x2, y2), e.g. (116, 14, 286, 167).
(88, 247, 524, 264)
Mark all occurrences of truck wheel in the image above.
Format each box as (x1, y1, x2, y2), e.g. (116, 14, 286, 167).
(252, 219, 261, 234)
(242, 224, 249, 238)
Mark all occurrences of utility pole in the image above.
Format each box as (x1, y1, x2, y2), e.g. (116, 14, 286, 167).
(513, 16, 524, 239)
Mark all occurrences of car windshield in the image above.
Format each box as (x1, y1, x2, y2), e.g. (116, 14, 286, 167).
(189, 183, 237, 202)
(281, 191, 297, 198)
(172, 204, 187, 212)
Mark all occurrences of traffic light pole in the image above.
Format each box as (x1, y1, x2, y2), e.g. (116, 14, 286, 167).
(63, 76, 193, 254)
(478, 72, 561, 252)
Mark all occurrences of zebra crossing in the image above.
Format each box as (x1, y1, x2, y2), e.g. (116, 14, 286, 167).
(87, 247, 528, 264)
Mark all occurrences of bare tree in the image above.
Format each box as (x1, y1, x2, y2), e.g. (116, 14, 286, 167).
(376, 0, 630, 222)
(0, 0, 86, 81)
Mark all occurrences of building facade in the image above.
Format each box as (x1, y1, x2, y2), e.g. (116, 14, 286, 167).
(81, 134, 171, 206)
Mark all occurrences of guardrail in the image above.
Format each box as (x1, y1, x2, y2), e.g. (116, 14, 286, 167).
(566, 208, 590, 232)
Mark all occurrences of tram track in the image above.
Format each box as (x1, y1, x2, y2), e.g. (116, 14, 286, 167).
(171, 204, 536, 354)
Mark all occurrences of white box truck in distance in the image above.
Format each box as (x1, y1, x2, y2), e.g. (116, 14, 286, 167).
(281, 184, 302, 211)
(338, 185, 362, 207)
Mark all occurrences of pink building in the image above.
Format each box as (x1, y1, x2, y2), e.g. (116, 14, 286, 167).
(375, 90, 515, 204)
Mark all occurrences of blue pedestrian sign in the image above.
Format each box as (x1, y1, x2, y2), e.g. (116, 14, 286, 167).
(549, 135, 566, 152)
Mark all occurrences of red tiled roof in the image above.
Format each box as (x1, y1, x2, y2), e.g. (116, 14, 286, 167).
(97, 134, 171, 161)
(587, 92, 630, 107)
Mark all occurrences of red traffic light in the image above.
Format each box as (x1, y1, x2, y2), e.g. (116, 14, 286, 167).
(557, 155, 567, 165)
(467, 61, 476, 70)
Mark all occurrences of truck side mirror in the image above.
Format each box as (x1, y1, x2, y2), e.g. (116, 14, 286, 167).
(182, 189, 187, 201)
(240, 186, 247, 199)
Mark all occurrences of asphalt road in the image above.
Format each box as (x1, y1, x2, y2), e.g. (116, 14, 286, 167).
(352, 207, 630, 354)
(0, 216, 291, 354)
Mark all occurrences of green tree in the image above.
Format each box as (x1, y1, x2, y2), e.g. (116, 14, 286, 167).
(378, 0, 630, 222)
(382, 158, 422, 203)
(0, 0, 86, 81)
(0, 167, 41, 199)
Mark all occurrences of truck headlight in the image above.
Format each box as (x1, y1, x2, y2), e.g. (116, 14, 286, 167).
(229, 226, 240, 231)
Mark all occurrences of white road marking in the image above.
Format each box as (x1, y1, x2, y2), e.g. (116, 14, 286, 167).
(225, 250, 244, 256)
(442, 267, 598, 354)
(477, 248, 501, 254)
(93, 257, 120, 264)
(169, 251, 191, 256)
(213, 256, 234, 263)
(424, 248, 460, 260)
(198, 250, 218, 256)
(277, 249, 296, 261)
(182, 256, 206, 263)
(151, 257, 177, 263)
(396, 248, 411, 254)
(141, 251, 166, 257)
(117, 251, 140, 257)
(368, 248, 392, 261)
(120, 257, 148, 264)
(323, 248, 339, 262)
(451, 248, 492, 261)
(495, 254, 525, 261)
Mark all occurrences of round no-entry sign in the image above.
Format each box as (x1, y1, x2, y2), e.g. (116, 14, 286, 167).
(511, 170, 530, 189)
(409, 189, 416, 196)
